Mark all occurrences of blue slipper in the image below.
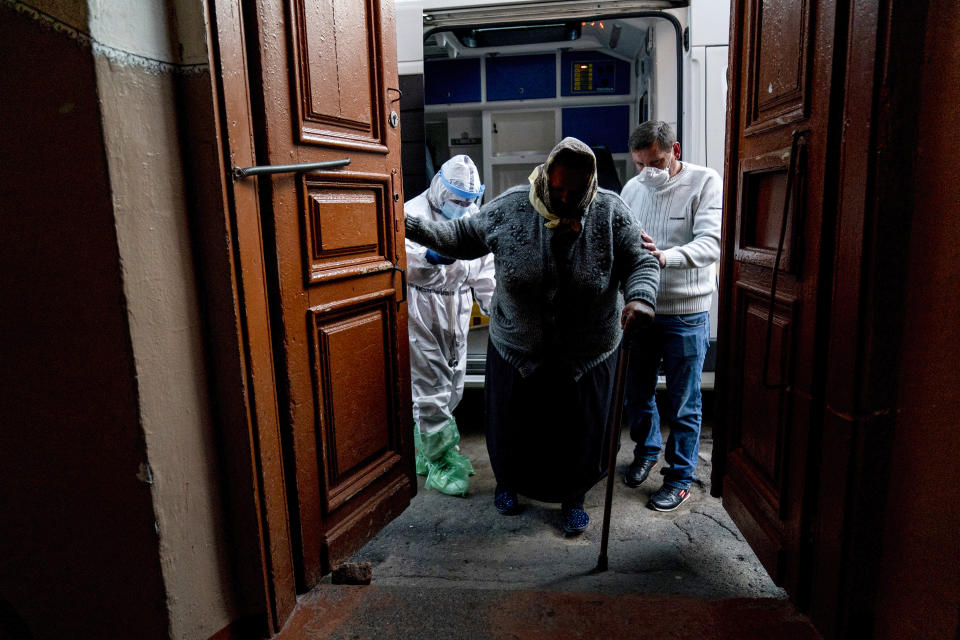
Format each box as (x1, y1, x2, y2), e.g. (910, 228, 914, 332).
(562, 505, 589, 533)
(494, 489, 522, 515)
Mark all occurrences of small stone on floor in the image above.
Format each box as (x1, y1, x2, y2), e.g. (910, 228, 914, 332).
(331, 562, 372, 585)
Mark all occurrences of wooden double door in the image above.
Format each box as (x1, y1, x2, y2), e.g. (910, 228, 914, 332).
(716, 0, 839, 598)
(214, 0, 413, 626)
(210, 0, 923, 636)
(715, 0, 913, 636)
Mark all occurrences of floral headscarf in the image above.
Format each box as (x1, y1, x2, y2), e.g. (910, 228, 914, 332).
(527, 137, 599, 231)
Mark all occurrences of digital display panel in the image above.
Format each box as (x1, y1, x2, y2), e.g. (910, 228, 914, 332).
(573, 63, 593, 91)
(571, 61, 616, 94)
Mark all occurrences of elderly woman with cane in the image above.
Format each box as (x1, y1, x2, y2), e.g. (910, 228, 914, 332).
(405, 137, 659, 534)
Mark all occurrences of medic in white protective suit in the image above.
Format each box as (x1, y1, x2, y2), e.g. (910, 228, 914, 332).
(405, 155, 495, 496)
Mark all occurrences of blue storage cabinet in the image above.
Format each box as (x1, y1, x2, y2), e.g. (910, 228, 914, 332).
(561, 105, 631, 153)
(424, 58, 482, 104)
(560, 51, 631, 97)
(485, 54, 556, 101)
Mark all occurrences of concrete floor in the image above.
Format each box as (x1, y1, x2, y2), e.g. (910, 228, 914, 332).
(278, 391, 820, 639)
(346, 390, 785, 600)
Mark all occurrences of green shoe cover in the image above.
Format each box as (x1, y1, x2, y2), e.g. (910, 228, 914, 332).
(414, 419, 474, 495)
(423, 448, 475, 496)
(414, 419, 461, 462)
(415, 452, 429, 476)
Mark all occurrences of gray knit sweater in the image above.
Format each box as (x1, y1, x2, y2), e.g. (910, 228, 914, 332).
(405, 185, 660, 379)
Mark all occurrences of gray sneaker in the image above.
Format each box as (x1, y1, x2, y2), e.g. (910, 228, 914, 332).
(648, 485, 690, 512)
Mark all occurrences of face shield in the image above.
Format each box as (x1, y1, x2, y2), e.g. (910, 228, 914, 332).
(428, 155, 485, 219)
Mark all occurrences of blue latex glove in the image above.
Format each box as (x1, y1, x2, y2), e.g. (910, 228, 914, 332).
(425, 249, 455, 265)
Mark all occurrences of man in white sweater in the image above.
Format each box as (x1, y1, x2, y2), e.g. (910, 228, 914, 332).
(620, 121, 722, 511)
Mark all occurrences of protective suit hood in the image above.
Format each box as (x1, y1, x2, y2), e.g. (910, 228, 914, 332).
(426, 155, 485, 218)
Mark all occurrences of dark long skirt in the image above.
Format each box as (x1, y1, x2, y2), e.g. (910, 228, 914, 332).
(483, 341, 619, 503)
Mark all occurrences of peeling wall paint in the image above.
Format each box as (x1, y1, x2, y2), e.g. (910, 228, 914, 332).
(88, 0, 209, 66)
(2, 0, 209, 74)
(4, 1, 241, 638)
(88, 0, 181, 65)
(93, 28, 239, 640)
(0, 4, 170, 637)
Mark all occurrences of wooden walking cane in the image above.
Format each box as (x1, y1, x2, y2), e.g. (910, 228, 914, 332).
(596, 341, 631, 572)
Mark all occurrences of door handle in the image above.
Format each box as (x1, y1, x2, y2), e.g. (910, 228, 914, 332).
(232, 158, 350, 180)
(762, 128, 809, 390)
(392, 263, 407, 304)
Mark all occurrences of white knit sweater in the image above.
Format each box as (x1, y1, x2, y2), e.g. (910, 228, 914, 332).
(620, 162, 722, 314)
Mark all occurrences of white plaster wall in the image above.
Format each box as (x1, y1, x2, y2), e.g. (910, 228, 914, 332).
(11, 2, 238, 635)
(169, 0, 209, 64)
(86, 1, 236, 638)
(89, 0, 174, 63)
(87, 0, 208, 66)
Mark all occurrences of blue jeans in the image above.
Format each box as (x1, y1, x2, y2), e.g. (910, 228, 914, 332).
(625, 312, 710, 489)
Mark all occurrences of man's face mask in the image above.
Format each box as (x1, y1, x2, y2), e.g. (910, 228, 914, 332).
(632, 142, 678, 188)
(636, 166, 671, 188)
(440, 200, 473, 219)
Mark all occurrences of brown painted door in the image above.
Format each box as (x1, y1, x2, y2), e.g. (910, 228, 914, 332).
(242, 0, 414, 590)
(716, 0, 840, 600)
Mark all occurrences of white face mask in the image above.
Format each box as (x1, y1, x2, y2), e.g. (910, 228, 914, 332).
(636, 166, 670, 188)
